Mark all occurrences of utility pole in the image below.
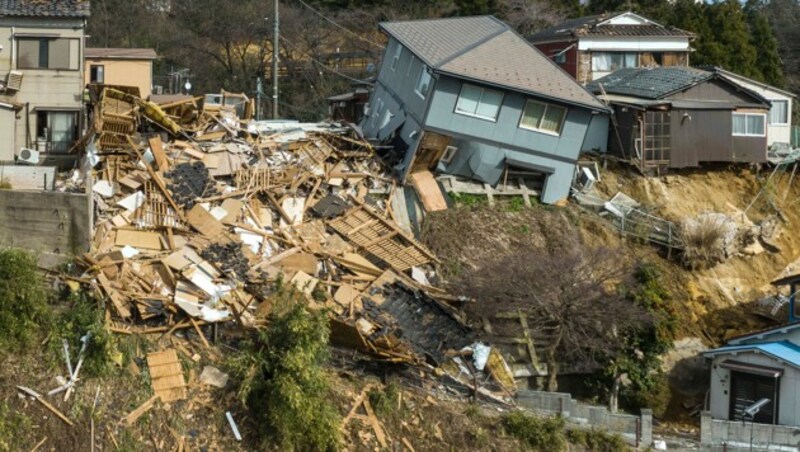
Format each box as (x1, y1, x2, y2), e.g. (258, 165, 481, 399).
(272, 0, 279, 119)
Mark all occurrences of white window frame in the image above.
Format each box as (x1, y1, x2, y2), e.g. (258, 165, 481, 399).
(454, 83, 504, 122)
(769, 99, 789, 126)
(371, 98, 384, 128)
(518, 99, 567, 136)
(440, 145, 458, 164)
(415, 65, 432, 99)
(732, 112, 767, 137)
(390, 43, 403, 71)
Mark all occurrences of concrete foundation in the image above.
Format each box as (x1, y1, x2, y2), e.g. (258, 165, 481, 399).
(701, 411, 800, 451)
(0, 189, 92, 264)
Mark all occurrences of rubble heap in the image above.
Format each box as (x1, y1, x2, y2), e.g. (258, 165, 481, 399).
(67, 86, 514, 399)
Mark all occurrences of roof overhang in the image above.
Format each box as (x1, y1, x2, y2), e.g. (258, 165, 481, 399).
(719, 359, 783, 378)
(704, 344, 800, 370)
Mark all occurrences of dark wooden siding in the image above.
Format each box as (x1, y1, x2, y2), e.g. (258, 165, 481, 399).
(670, 108, 767, 168)
(669, 79, 761, 105)
(533, 41, 577, 80)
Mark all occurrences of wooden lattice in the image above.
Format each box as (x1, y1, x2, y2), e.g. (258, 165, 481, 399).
(133, 181, 188, 230)
(328, 204, 438, 272)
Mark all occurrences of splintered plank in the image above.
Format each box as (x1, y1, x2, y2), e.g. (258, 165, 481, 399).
(328, 204, 438, 273)
(410, 170, 448, 212)
(146, 350, 187, 402)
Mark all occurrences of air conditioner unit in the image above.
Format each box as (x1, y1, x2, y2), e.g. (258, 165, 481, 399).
(17, 148, 40, 165)
(5, 71, 23, 91)
(153, 85, 164, 95)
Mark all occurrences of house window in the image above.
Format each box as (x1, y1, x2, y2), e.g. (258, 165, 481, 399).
(440, 145, 458, 164)
(729, 371, 778, 424)
(770, 100, 789, 125)
(17, 37, 79, 70)
(36, 110, 79, 153)
(519, 100, 567, 135)
(90, 64, 105, 84)
(371, 98, 384, 128)
(455, 83, 503, 121)
(415, 65, 432, 98)
(592, 52, 637, 72)
(553, 51, 567, 65)
(390, 43, 403, 71)
(733, 113, 766, 137)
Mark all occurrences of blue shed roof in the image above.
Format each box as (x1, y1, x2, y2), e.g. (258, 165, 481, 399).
(704, 341, 800, 369)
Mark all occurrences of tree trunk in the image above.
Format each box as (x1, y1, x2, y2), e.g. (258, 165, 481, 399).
(609, 373, 622, 413)
(546, 347, 559, 392)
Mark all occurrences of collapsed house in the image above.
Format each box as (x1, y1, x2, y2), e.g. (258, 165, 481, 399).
(66, 85, 514, 401)
(588, 66, 772, 173)
(360, 15, 611, 204)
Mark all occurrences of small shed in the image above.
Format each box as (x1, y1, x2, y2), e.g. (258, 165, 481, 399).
(588, 67, 771, 173)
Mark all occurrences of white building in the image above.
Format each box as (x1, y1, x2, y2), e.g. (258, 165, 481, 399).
(709, 67, 795, 147)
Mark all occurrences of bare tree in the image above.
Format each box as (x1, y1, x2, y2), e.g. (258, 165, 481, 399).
(461, 245, 652, 391)
(496, 0, 568, 36)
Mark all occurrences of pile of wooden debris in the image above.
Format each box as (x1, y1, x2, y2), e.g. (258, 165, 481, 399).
(63, 86, 515, 402)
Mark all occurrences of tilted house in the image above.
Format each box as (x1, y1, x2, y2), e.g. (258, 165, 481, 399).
(0, 0, 89, 165)
(587, 66, 771, 172)
(361, 16, 610, 204)
(528, 12, 694, 85)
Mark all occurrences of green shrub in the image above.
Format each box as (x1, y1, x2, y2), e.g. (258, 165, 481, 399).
(368, 381, 401, 418)
(0, 249, 52, 349)
(232, 288, 340, 451)
(51, 290, 115, 378)
(0, 401, 32, 450)
(566, 428, 630, 452)
(502, 411, 566, 451)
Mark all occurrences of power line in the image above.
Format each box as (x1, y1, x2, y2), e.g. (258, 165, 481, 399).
(279, 35, 372, 84)
(293, 0, 385, 49)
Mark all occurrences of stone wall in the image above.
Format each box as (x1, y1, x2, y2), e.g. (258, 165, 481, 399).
(0, 189, 92, 265)
(701, 411, 800, 451)
(517, 390, 652, 447)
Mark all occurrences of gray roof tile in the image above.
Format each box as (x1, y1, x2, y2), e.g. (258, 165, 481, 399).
(529, 12, 693, 42)
(380, 16, 607, 111)
(587, 67, 713, 99)
(0, 0, 90, 17)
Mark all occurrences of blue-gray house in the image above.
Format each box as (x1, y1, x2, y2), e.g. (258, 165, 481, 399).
(361, 16, 611, 204)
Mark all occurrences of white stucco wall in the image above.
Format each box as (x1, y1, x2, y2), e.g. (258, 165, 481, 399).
(709, 352, 800, 427)
(719, 74, 794, 146)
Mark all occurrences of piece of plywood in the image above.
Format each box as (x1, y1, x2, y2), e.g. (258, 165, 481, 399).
(275, 253, 317, 275)
(186, 204, 225, 238)
(148, 135, 170, 172)
(410, 170, 447, 212)
(146, 349, 186, 402)
(115, 229, 163, 250)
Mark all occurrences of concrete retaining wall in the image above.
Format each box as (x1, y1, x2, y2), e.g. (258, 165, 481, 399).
(517, 390, 652, 447)
(701, 411, 800, 451)
(0, 189, 92, 263)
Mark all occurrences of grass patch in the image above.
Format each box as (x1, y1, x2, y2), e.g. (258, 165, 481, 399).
(450, 192, 487, 208)
(0, 178, 11, 189)
(502, 411, 567, 451)
(50, 289, 116, 378)
(0, 401, 32, 450)
(566, 428, 630, 452)
(504, 196, 526, 212)
(679, 214, 729, 269)
(0, 249, 52, 350)
(368, 381, 401, 419)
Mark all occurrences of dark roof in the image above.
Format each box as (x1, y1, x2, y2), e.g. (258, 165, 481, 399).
(85, 48, 157, 60)
(380, 15, 608, 111)
(588, 67, 714, 99)
(700, 65, 798, 99)
(0, 0, 90, 17)
(529, 11, 693, 42)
